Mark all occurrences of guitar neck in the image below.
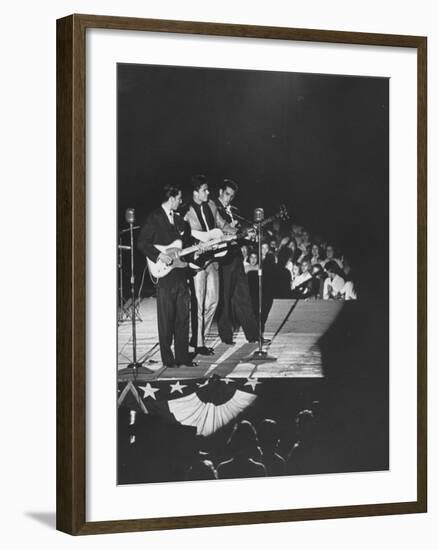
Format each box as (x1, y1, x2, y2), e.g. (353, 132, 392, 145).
(178, 244, 202, 258)
(260, 214, 278, 227)
(178, 237, 232, 258)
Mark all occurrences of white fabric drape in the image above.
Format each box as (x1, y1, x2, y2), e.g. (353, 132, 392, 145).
(168, 390, 257, 436)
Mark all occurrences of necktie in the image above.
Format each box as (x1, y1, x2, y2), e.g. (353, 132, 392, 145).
(200, 204, 210, 230)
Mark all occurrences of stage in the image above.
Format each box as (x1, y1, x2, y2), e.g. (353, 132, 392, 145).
(118, 298, 345, 381)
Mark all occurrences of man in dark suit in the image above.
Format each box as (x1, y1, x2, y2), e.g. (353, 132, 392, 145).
(137, 184, 195, 367)
(213, 179, 259, 344)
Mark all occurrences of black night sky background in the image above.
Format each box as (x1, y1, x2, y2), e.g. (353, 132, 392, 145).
(117, 63, 389, 300)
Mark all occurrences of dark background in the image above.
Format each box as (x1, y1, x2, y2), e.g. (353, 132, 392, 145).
(117, 63, 389, 300)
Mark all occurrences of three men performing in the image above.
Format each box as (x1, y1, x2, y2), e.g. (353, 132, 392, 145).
(138, 176, 262, 368)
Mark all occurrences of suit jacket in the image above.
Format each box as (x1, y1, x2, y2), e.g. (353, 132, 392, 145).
(213, 198, 245, 265)
(138, 206, 189, 263)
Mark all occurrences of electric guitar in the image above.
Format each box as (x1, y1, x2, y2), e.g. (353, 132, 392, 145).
(146, 228, 234, 279)
(199, 204, 290, 265)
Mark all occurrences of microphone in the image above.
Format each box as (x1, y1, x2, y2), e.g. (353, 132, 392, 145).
(125, 208, 135, 225)
(254, 208, 264, 223)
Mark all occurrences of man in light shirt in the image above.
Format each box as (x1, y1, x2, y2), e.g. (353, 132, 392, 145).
(323, 260, 346, 300)
(184, 175, 234, 355)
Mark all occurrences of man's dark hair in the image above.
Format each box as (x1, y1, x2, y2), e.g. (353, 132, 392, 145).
(162, 184, 181, 201)
(220, 178, 239, 193)
(191, 174, 208, 192)
(325, 260, 341, 275)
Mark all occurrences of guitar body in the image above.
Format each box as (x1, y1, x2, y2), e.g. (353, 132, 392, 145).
(189, 228, 228, 266)
(191, 227, 224, 242)
(147, 239, 187, 279)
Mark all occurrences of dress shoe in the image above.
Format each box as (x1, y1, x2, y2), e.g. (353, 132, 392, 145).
(195, 346, 215, 356)
(163, 362, 177, 368)
(222, 340, 236, 345)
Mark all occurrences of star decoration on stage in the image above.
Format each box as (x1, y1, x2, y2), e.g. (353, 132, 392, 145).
(169, 380, 188, 394)
(244, 378, 261, 391)
(222, 378, 233, 384)
(197, 379, 209, 388)
(139, 383, 159, 400)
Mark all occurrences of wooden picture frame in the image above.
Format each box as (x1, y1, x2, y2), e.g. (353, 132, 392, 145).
(56, 13, 427, 535)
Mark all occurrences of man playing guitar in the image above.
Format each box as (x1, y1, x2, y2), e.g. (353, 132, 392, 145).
(213, 179, 260, 344)
(137, 184, 196, 368)
(184, 175, 236, 356)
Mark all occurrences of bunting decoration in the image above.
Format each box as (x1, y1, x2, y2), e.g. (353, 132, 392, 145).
(118, 374, 261, 436)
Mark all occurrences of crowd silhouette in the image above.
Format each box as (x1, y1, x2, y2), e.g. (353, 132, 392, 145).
(118, 395, 334, 483)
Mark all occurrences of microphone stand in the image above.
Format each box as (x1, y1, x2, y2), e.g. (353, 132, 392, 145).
(124, 210, 153, 376)
(117, 236, 142, 324)
(118, 235, 127, 323)
(241, 210, 276, 365)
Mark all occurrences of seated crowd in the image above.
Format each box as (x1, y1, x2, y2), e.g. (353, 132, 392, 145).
(242, 221, 357, 302)
(186, 408, 323, 481)
(119, 402, 327, 483)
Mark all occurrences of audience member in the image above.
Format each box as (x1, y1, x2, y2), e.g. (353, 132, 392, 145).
(261, 243, 276, 329)
(296, 242, 310, 264)
(323, 260, 346, 299)
(311, 263, 326, 299)
(258, 419, 286, 476)
(310, 244, 324, 266)
(284, 237, 300, 265)
(217, 420, 267, 479)
(246, 252, 259, 316)
(276, 236, 292, 267)
(321, 244, 343, 270)
(291, 259, 313, 299)
(286, 409, 320, 475)
(339, 257, 357, 300)
(261, 242, 275, 265)
(241, 244, 249, 265)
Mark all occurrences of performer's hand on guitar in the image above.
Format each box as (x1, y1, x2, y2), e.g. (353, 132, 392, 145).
(158, 252, 173, 266)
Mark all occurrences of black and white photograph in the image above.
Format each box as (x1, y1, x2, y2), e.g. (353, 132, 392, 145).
(1, 0, 432, 544)
(116, 62, 389, 485)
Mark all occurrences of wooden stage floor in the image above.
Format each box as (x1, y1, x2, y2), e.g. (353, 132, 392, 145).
(118, 298, 344, 381)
